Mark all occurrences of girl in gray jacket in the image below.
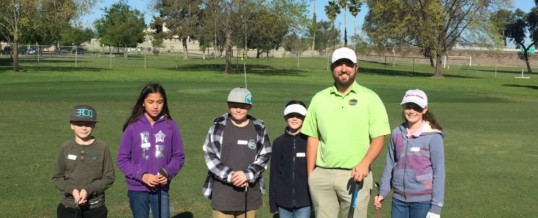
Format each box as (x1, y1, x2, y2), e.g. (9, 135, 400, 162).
(374, 89, 445, 218)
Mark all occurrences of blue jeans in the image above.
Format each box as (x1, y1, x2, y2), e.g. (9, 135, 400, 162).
(278, 206, 311, 218)
(128, 190, 170, 218)
(391, 198, 430, 218)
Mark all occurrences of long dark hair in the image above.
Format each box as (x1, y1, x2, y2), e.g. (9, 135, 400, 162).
(122, 83, 172, 131)
(403, 109, 443, 131)
(423, 110, 443, 131)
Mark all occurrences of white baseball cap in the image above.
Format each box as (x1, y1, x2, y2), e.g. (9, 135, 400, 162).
(401, 89, 428, 108)
(331, 47, 357, 64)
(283, 104, 307, 116)
(227, 87, 252, 105)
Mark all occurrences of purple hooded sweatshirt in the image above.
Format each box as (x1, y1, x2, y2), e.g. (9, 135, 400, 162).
(117, 115, 185, 192)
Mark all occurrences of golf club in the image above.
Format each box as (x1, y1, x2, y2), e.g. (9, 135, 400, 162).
(348, 181, 361, 218)
(157, 168, 169, 218)
(74, 201, 79, 218)
(244, 185, 248, 218)
(375, 182, 380, 218)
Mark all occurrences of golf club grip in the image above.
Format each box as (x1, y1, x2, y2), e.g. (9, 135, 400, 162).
(351, 185, 359, 208)
(158, 168, 169, 177)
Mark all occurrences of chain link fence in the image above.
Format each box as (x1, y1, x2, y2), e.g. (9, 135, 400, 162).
(1, 44, 536, 73)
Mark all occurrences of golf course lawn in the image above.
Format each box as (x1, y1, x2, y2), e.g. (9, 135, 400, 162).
(1, 55, 536, 217)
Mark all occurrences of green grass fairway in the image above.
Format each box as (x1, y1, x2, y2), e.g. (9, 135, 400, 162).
(1, 55, 537, 217)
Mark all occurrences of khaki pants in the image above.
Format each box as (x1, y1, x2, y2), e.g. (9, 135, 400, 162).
(212, 210, 257, 218)
(308, 168, 373, 218)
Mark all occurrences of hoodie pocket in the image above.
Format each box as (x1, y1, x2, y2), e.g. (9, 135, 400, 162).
(416, 173, 433, 188)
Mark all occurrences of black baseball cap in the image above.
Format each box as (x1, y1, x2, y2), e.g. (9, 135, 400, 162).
(70, 105, 97, 123)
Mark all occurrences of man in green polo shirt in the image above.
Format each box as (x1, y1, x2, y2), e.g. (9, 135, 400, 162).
(302, 47, 390, 218)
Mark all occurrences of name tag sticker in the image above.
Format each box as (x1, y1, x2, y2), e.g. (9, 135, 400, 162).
(410, 147, 420, 152)
(68, 154, 77, 160)
(237, 140, 248, 145)
(296, 152, 306, 157)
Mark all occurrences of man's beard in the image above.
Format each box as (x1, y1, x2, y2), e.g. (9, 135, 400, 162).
(333, 73, 356, 88)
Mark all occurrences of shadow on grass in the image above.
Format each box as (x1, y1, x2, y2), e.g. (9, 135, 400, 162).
(0, 57, 104, 73)
(172, 211, 194, 218)
(173, 61, 474, 78)
(172, 64, 306, 76)
(360, 66, 479, 79)
(474, 68, 524, 74)
(503, 84, 538, 90)
(19, 65, 104, 72)
(18, 58, 90, 64)
(0, 57, 12, 72)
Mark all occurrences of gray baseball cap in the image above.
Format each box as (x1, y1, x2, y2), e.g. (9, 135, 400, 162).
(70, 105, 97, 123)
(227, 87, 252, 105)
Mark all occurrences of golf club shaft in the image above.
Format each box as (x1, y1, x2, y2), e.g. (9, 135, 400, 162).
(348, 182, 360, 218)
(158, 185, 162, 218)
(244, 185, 248, 218)
(375, 181, 381, 218)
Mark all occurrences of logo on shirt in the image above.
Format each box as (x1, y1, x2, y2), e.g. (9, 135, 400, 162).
(155, 130, 166, 143)
(140, 131, 150, 160)
(155, 144, 164, 158)
(247, 139, 256, 150)
(349, 99, 358, 106)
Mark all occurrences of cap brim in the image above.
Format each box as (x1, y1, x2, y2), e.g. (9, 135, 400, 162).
(283, 104, 307, 116)
(400, 100, 426, 108)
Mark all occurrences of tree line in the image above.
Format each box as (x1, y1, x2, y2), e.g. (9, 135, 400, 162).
(2, 0, 535, 76)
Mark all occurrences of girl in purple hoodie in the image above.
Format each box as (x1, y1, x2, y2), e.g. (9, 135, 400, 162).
(374, 89, 445, 218)
(117, 83, 186, 218)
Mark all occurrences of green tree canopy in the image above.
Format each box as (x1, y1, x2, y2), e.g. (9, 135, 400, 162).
(94, 0, 146, 59)
(311, 20, 340, 54)
(245, 0, 307, 58)
(152, 0, 203, 60)
(364, 0, 511, 77)
(246, 8, 289, 58)
(60, 26, 94, 46)
(0, 0, 96, 71)
(502, 5, 538, 74)
(34, 0, 78, 45)
(283, 32, 309, 54)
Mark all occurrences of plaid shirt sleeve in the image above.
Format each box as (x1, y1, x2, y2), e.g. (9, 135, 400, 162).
(203, 119, 234, 182)
(202, 115, 233, 198)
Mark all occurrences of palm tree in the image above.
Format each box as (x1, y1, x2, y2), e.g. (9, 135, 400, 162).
(337, 0, 347, 45)
(324, 1, 339, 22)
(325, 0, 340, 47)
(348, 0, 362, 50)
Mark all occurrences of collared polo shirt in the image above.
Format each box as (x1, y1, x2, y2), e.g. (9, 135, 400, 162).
(302, 81, 390, 169)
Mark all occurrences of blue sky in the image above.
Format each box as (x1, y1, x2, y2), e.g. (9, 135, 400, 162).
(81, 0, 534, 39)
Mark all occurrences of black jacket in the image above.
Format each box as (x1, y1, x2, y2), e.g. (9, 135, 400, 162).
(269, 128, 311, 212)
